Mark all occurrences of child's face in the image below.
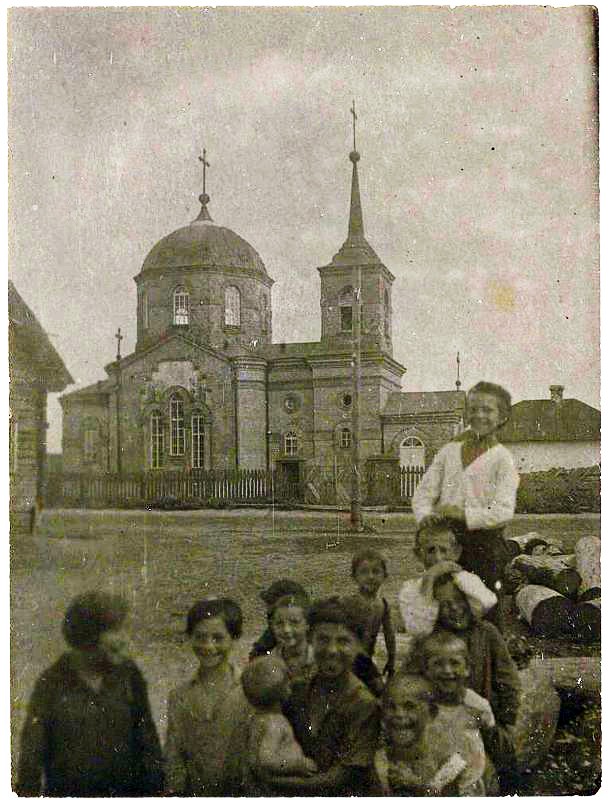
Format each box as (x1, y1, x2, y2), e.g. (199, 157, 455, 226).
(270, 605, 308, 651)
(384, 684, 431, 748)
(467, 391, 503, 437)
(311, 622, 359, 680)
(96, 623, 130, 666)
(435, 582, 472, 632)
(417, 531, 461, 569)
(190, 616, 233, 671)
(423, 643, 469, 702)
(353, 559, 386, 596)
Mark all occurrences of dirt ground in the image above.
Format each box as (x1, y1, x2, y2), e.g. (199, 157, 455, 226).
(9, 509, 601, 795)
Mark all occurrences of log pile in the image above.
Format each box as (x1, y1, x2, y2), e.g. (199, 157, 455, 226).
(509, 535, 600, 641)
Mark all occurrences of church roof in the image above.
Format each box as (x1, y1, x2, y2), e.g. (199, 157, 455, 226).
(9, 281, 73, 391)
(140, 194, 268, 276)
(382, 390, 466, 417)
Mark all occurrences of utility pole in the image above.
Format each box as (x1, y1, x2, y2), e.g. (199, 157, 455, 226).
(115, 327, 123, 476)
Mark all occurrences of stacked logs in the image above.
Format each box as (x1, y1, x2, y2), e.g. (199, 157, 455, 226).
(505, 534, 600, 641)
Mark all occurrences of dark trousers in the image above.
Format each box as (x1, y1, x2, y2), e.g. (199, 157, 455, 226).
(458, 528, 512, 631)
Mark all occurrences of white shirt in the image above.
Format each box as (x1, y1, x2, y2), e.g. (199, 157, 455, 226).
(412, 442, 519, 531)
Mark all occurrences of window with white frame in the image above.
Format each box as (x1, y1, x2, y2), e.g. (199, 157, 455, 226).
(173, 287, 189, 326)
(192, 415, 205, 469)
(399, 436, 425, 468)
(150, 411, 163, 469)
(169, 395, 185, 456)
(83, 428, 97, 463)
(225, 286, 241, 327)
(284, 431, 298, 456)
(339, 287, 353, 332)
(339, 427, 352, 449)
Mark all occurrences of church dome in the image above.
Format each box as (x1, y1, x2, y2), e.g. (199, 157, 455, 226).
(141, 197, 267, 275)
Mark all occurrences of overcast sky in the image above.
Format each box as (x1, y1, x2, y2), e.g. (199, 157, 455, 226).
(8, 6, 599, 452)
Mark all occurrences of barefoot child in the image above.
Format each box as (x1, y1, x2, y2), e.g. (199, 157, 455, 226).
(375, 674, 472, 796)
(16, 592, 163, 797)
(342, 548, 397, 695)
(241, 656, 318, 795)
(399, 519, 497, 644)
(164, 597, 248, 796)
(420, 631, 497, 796)
(412, 381, 519, 628)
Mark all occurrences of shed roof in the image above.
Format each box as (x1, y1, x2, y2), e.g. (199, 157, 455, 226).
(499, 398, 600, 443)
(382, 390, 466, 417)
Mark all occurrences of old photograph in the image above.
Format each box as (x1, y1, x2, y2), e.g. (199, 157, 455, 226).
(8, 5, 600, 796)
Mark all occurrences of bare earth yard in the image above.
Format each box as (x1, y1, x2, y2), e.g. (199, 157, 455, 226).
(10, 510, 601, 795)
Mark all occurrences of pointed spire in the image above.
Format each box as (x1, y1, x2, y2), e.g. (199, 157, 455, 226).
(194, 148, 213, 222)
(348, 150, 365, 242)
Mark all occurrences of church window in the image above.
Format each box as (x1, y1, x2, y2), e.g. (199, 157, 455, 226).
(169, 395, 185, 456)
(284, 431, 298, 456)
(150, 412, 164, 469)
(143, 291, 149, 329)
(399, 436, 425, 469)
(225, 286, 241, 327)
(261, 294, 268, 333)
(339, 427, 352, 449)
(339, 287, 353, 332)
(173, 287, 189, 326)
(83, 427, 98, 463)
(192, 415, 205, 469)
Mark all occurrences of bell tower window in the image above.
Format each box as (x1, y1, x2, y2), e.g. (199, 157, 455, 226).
(173, 287, 189, 326)
(339, 287, 353, 332)
(225, 286, 241, 327)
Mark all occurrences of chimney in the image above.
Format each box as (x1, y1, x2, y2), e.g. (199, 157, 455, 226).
(549, 385, 564, 403)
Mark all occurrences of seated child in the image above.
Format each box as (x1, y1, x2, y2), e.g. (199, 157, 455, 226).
(375, 673, 475, 796)
(16, 592, 163, 797)
(267, 593, 316, 687)
(342, 548, 397, 696)
(165, 596, 249, 796)
(280, 597, 382, 796)
(412, 381, 520, 629)
(408, 571, 521, 784)
(399, 519, 497, 643)
(249, 579, 309, 660)
(420, 631, 497, 796)
(241, 656, 318, 795)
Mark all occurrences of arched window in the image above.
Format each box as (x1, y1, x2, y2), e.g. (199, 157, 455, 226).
(169, 395, 185, 456)
(284, 431, 298, 456)
(339, 427, 352, 449)
(339, 287, 353, 332)
(399, 436, 425, 468)
(225, 286, 241, 327)
(150, 411, 164, 469)
(173, 287, 189, 326)
(192, 415, 205, 469)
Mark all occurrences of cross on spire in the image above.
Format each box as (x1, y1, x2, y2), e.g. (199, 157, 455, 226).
(350, 99, 358, 152)
(115, 327, 123, 360)
(198, 148, 210, 198)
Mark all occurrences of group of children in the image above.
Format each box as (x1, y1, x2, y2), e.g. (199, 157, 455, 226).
(16, 381, 523, 797)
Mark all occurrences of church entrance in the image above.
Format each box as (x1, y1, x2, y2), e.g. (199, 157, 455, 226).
(275, 459, 303, 502)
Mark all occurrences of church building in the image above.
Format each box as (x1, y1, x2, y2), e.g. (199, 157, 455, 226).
(60, 143, 465, 495)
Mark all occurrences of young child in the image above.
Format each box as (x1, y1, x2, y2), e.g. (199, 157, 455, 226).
(249, 579, 309, 660)
(412, 381, 520, 628)
(277, 597, 382, 796)
(267, 593, 316, 687)
(414, 572, 521, 785)
(241, 656, 318, 795)
(164, 596, 250, 796)
(342, 548, 396, 695)
(16, 592, 163, 797)
(419, 630, 497, 796)
(399, 519, 497, 644)
(375, 673, 474, 796)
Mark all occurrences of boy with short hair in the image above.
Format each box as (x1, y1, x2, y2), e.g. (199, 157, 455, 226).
(342, 548, 396, 695)
(277, 597, 381, 796)
(419, 630, 497, 796)
(241, 656, 318, 795)
(399, 519, 497, 642)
